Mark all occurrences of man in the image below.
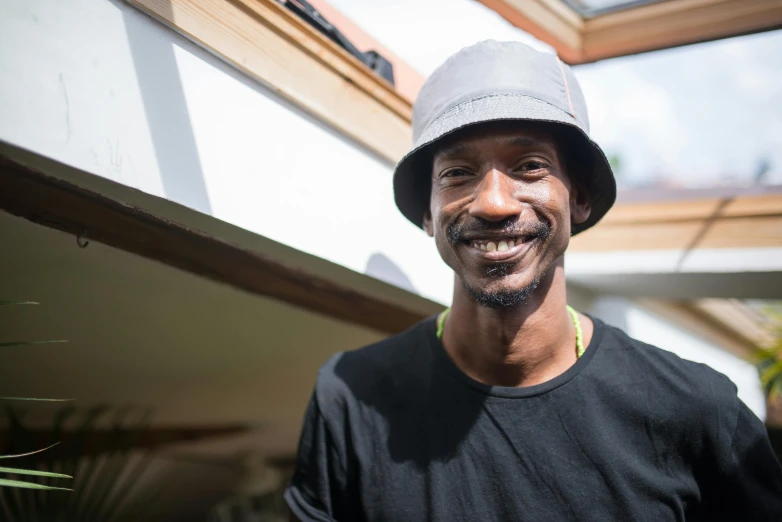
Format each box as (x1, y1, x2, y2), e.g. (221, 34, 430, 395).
(285, 41, 782, 521)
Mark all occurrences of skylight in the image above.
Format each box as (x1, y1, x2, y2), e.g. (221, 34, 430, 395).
(562, 0, 668, 17)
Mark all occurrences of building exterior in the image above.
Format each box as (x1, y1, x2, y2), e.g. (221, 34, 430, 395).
(1, 0, 780, 519)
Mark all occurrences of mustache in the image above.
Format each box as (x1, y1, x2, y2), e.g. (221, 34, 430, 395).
(447, 217, 551, 245)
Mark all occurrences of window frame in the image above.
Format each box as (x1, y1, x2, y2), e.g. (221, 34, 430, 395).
(125, 0, 415, 163)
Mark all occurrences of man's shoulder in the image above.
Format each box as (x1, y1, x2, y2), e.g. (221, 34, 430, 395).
(313, 316, 436, 414)
(597, 321, 755, 474)
(598, 319, 739, 407)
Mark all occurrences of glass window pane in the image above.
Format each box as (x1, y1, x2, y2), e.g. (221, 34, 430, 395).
(575, 30, 782, 189)
(563, 0, 668, 17)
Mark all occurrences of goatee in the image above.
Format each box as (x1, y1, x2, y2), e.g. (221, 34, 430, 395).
(464, 275, 542, 309)
(448, 216, 551, 308)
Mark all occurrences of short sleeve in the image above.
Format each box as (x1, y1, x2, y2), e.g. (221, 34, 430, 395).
(702, 398, 782, 520)
(284, 389, 351, 522)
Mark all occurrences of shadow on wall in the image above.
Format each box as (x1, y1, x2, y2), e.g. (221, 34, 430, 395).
(365, 253, 418, 293)
(113, 0, 212, 215)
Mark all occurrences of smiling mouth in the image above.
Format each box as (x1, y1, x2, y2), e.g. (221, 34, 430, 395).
(468, 235, 537, 251)
(464, 235, 539, 260)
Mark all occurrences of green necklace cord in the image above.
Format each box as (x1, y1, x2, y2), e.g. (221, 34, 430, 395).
(436, 305, 585, 358)
(566, 305, 585, 358)
(436, 308, 450, 340)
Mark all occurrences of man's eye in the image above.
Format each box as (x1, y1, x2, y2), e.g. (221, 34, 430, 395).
(520, 161, 548, 171)
(442, 169, 470, 178)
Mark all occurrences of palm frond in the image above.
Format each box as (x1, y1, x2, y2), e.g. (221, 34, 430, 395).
(0, 443, 61, 460)
(753, 304, 782, 398)
(0, 479, 71, 492)
(0, 298, 74, 504)
(0, 406, 169, 522)
(0, 467, 71, 479)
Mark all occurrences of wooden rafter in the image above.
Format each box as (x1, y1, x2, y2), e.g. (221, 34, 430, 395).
(477, 0, 585, 63)
(634, 299, 758, 359)
(570, 192, 782, 252)
(124, 0, 413, 163)
(582, 0, 782, 63)
(479, 0, 782, 65)
(0, 141, 439, 335)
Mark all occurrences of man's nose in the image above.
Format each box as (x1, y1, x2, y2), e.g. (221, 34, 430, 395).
(468, 169, 523, 222)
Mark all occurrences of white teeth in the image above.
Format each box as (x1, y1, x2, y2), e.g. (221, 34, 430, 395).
(473, 239, 520, 252)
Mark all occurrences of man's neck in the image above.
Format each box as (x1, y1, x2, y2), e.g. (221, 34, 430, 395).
(441, 259, 593, 388)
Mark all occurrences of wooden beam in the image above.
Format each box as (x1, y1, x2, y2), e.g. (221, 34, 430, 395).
(570, 193, 782, 251)
(689, 298, 776, 347)
(124, 0, 412, 163)
(571, 216, 782, 251)
(600, 194, 782, 226)
(0, 145, 434, 335)
(479, 0, 782, 65)
(476, 0, 584, 64)
(582, 0, 782, 62)
(636, 299, 756, 359)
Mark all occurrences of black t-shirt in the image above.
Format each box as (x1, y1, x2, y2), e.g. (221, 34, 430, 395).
(285, 316, 782, 521)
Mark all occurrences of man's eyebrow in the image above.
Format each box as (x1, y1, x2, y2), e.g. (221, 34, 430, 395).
(434, 136, 544, 160)
(505, 137, 538, 148)
(433, 143, 468, 160)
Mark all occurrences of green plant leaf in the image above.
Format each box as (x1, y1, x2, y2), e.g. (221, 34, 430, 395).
(0, 340, 68, 348)
(752, 347, 776, 363)
(759, 358, 782, 388)
(0, 406, 176, 519)
(0, 442, 61, 459)
(0, 467, 72, 479)
(0, 478, 71, 491)
(84, 409, 156, 521)
(0, 398, 74, 402)
(0, 301, 39, 306)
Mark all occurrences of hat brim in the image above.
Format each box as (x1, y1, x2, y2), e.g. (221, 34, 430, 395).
(393, 94, 616, 235)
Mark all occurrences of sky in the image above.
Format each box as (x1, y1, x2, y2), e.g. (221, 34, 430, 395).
(327, 0, 782, 189)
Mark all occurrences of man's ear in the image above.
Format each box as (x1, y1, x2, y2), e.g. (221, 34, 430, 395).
(422, 210, 435, 237)
(570, 182, 591, 227)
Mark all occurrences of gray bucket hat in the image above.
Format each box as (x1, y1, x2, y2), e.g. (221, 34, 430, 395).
(392, 40, 616, 235)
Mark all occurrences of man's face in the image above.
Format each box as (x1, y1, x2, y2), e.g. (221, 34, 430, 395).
(423, 122, 591, 308)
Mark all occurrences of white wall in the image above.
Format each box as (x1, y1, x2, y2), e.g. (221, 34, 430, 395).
(0, 0, 454, 305)
(591, 297, 767, 421)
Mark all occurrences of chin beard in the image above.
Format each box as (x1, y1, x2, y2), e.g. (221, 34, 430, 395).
(464, 273, 542, 309)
